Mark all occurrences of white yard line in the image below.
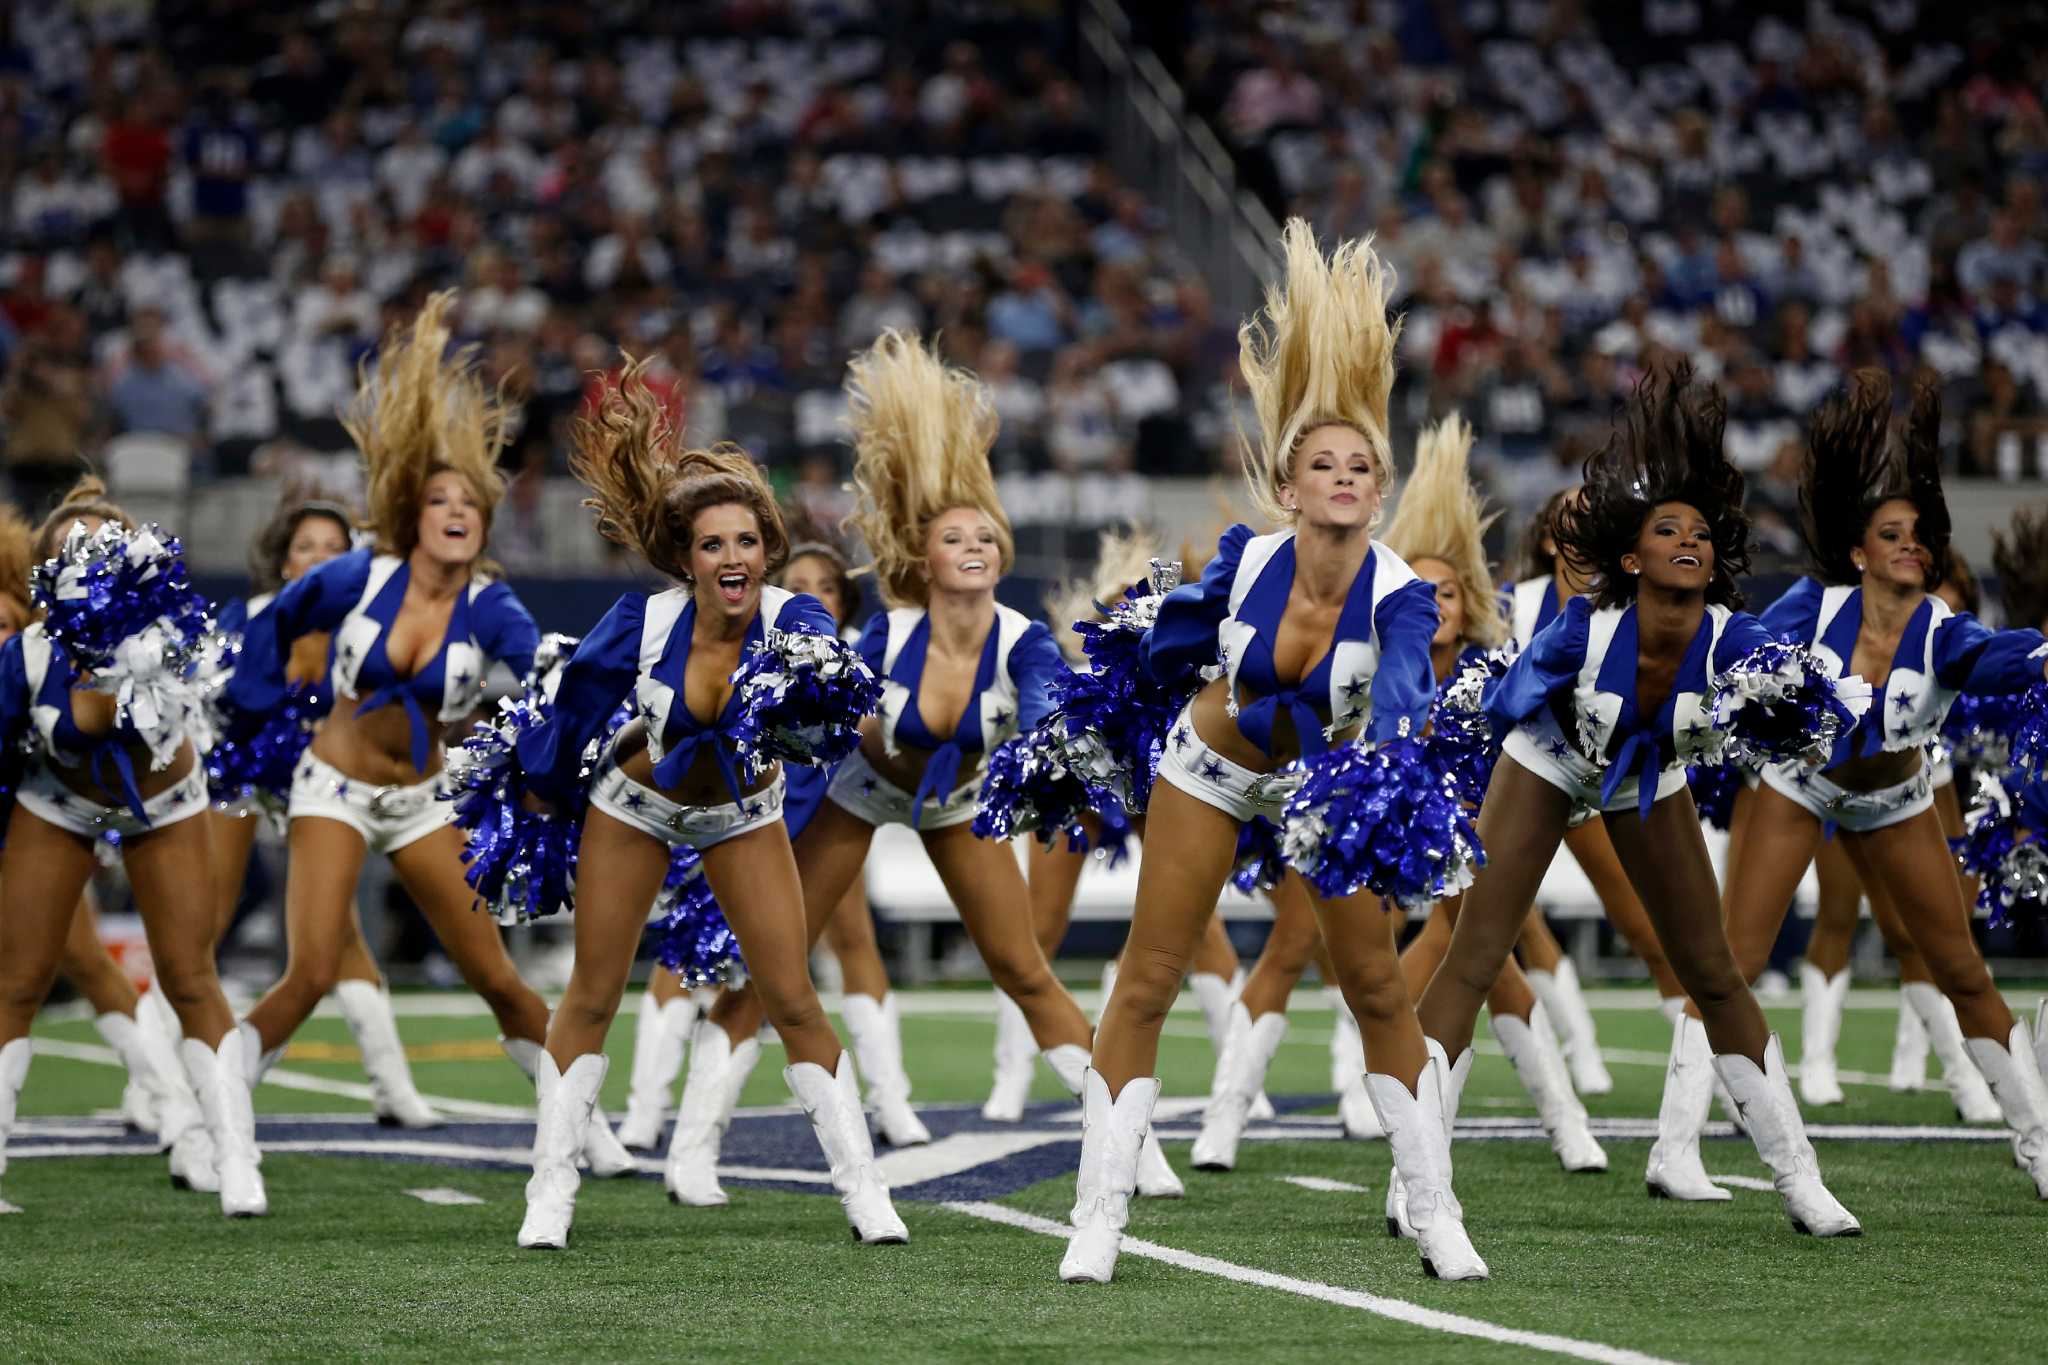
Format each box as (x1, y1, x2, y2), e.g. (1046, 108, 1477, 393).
(940, 1200, 1683, 1365)
(1703, 1173, 1778, 1193)
(1278, 1175, 1371, 1193)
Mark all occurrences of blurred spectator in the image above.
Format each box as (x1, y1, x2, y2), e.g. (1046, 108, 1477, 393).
(102, 90, 174, 250)
(183, 88, 259, 241)
(1959, 210, 2048, 296)
(291, 256, 379, 349)
(3, 307, 95, 513)
(105, 308, 211, 450)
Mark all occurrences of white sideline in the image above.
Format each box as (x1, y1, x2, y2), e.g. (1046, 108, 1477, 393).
(940, 1199, 1682, 1365)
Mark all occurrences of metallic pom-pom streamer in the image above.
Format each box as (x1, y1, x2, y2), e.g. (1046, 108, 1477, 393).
(443, 699, 580, 924)
(1686, 760, 1746, 832)
(1952, 775, 2048, 925)
(1707, 642, 1871, 772)
(1046, 561, 1187, 815)
(647, 846, 745, 985)
(730, 628, 880, 776)
(523, 632, 582, 704)
(1230, 815, 1284, 894)
(31, 521, 216, 770)
(1429, 648, 1510, 808)
(2009, 683, 2048, 780)
(1280, 736, 1483, 909)
(1942, 690, 2025, 770)
(972, 727, 1093, 849)
(206, 680, 330, 810)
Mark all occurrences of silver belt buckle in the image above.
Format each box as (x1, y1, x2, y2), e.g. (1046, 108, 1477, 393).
(1247, 766, 1304, 809)
(367, 783, 422, 820)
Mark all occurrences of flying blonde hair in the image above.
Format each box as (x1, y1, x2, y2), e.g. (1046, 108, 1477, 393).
(1380, 413, 1507, 648)
(1239, 218, 1401, 527)
(571, 356, 788, 584)
(350, 291, 510, 560)
(845, 329, 1010, 609)
(1044, 526, 1158, 667)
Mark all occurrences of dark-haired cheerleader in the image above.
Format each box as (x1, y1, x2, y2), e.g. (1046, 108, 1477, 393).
(1416, 364, 1866, 1249)
(1692, 373, 2048, 1202)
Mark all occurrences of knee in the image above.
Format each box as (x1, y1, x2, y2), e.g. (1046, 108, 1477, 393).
(468, 968, 538, 1023)
(1340, 965, 1410, 1029)
(0, 954, 61, 1016)
(560, 972, 626, 1036)
(986, 946, 1057, 1002)
(1920, 944, 1992, 999)
(1676, 957, 1745, 1015)
(1109, 952, 1186, 1030)
(151, 957, 221, 1015)
(755, 978, 828, 1038)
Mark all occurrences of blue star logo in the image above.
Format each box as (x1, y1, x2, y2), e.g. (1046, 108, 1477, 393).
(50, 791, 68, 807)
(1343, 678, 1366, 698)
(624, 791, 646, 810)
(861, 777, 878, 794)
(1794, 772, 1813, 788)
(1172, 726, 1191, 752)
(1200, 758, 1225, 781)
(341, 644, 356, 661)
(745, 802, 763, 818)
(1891, 691, 1916, 713)
(455, 671, 472, 688)
(1547, 738, 1571, 759)
(1683, 722, 1706, 742)
(334, 781, 350, 798)
(992, 709, 1010, 728)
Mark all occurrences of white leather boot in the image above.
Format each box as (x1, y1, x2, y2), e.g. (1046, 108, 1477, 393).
(1326, 987, 1381, 1138)
(1659, 995, 1686, 1025)
(234, 1020, 284, 1088)
(1044, 1042, 1180, 1198)
(982, 991, 1036, 1122)
(1796, 964, 1849, 1106)
(1368, 1054, 1487, 1280)
(1714, 1035, 1860, 1236)
(1493, 1004, 1607, 1173)
(1963, 1022, 2048, 1199)
(518, 1050, 608, 1248)
(841, 993, 931, 1147)
(1191, 971, 1273, 1120)
(786, 1052, 909, 1243)
(96, 1012, 158, 1135)
(501, 1036, 636, 1177)
(1645, 1014, 1731, 1201)
(1903, 982, 2002, 1122)
(1387, 1039, 1470, 1238)
(1888, 987, 1929, 1091)
(1527, 958, 1612, 1096)
(664, 1019, 761, 1206)
(1059, 1069, 1158, 1283)
(334, 979, 442, 1129)
(617, 991, 696, 1150)
(1191, 1004, 1287, 1171)
(179, 1030, 267, 1218)
(0, 1038, 29, 1212)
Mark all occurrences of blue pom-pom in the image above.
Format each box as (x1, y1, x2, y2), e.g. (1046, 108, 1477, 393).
(1687, 761, 1746, 832)
(973, 728, 1094, 847)
(1428, 649, 1509, 807)
(444, 699, 581, 924)
(646, 846, 745, 985)
(1942, 690, 2025, 769)
(1230, 815, 1284, 894)
(1706, 642, 1869, 771)
(206, 680, 329, 809)
(2009, 684, 2048, 780)
(1045, 572, 1188, 814)
(730, 628, 880, 774)
(32, 520, 217, 768)
(1952, 777, 2048, 926)
(1280, 737, 1483, 909)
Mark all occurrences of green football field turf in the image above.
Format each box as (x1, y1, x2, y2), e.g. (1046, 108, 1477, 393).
(5, 984, 2046, 1363)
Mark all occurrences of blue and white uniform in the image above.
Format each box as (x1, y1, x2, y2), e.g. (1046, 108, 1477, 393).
(226, 547, 539, 853)
(1506, 575, 1566, 652)
(1144, 523, 1439, 823)
(0, 625, 209, 839)
(519, 584, 836, 849)
(828, 602, 1061, 830)
(1489, 597, 1782, 826)
(1754, 578, 2048, 831)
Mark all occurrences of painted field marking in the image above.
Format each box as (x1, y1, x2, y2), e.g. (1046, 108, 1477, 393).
(941, 1199, 1682, 1365)
(1703, 1173, 1779, 1194)
(0, 1199, 21, 1215)
(1279, 1175, 1371, 1193)
(405, 1188, 486, 1206)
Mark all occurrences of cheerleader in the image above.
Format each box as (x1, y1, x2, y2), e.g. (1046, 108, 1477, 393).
(0, 480, 265, 1216)
(0, 506, 202, 1152)
(1416, 364, 1865, 1246)
(223, 296, 633, 1172)
(512, 367, 907, 1249)
(1701, 373, 2048, 1200)
(1989, 506, 2048, 1081)
(668, 332, 1180, 1208)
(1061, 221, 1486, 1283)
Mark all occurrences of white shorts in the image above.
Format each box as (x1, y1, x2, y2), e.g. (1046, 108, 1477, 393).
(1759, 761, 1934, 833)
(1503, 722, 1686, 828)
(1155, 704, 1302, 824)
(827, 747, 979, 830)
(590, 750, 786, 850)
(16, 760, 208, 841)
(289, 749, 454, 855)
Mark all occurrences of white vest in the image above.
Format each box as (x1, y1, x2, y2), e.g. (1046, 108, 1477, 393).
(875, 602, 1034, 757)
(329, 554, 491, 722)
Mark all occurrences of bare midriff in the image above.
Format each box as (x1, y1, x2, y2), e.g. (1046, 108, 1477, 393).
(49, 685, 199, 805)
(1830, 611, 1924, 793)
(1183, 675, 1359, 772)
(609, 717, 779, 807)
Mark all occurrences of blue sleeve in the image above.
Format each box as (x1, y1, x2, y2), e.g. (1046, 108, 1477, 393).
(1007, 620, 1064, 735)
(514, 593, 645, 805)
(215, 597, 250, 638)
(1145, 523, 1251, 688)
(1486, 595, 1591, 731)
(1758, 576, 1824, 644)
(1365, 577, 1440, 743)
(1710, 612, 1778, 675)
(223, 548, 371, 713)
(1932, 613, 2048, 695)
(0, 636, 26, 754)
(778, 593, 839, 639)
(855, 611, 889, 676)
(474, 580, 541, 680)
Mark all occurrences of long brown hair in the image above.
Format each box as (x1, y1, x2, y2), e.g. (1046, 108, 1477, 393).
(32, 474, 134, 564)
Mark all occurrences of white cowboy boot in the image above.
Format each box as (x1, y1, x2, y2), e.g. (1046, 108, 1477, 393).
(1387, 1039, 1471, 1238)
(1191, 1004, 1287, 1171)
(1059, 1069, 1158, 1283)
(1492, 1003, 1607, 1173)
(1888, 987, 1929, 1091)
(1796, 964, 1850, 1106)
(518, 1050, 608, 1249)
(1191, 970, 1273, 1121)
(1368, 1055, 1487, 1280)
(1714, 1035, 1860, 1236)
(334, 980, 442, 1129)
(982, 991, 1036, 1122)
(617, 990, 696, 1150)
(786, 1052, 909, 1243)
(1527, 958, 1612, 1096)
(95, 1013, 159, 1135)
(501, 1036, 636, 1177)
(1326, 988, 1381, 1138)
(664, 1019, 761, 1206)
(1903, 983, 2001, 1122)
(842, 993, 931, 1147)
(1645, 1014, 1731, 1201)
(179, 1030, 267, 1218)
(1963, 1022, 2048, 1199)
(1043, 1042, 1180, 1198)
(0, 1038, 29, 1212)
(234, 1021, 284, 1088)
